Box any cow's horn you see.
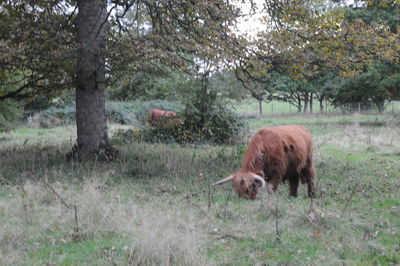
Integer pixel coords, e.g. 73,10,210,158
213,175,234,185
250,173,266,188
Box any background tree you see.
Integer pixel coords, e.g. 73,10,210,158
80,0,244,158
310,71,339,113
268,72,305,113
332,63,400,112
237,0,399,112
108,62,191,101
236,0,343,113
0,0,75,101
73,0,112,159
1,0,245,159
235,67,272,117
207,70,248,102
0,99,22,133
333,0,400,111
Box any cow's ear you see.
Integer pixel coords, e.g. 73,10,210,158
283,144,289,153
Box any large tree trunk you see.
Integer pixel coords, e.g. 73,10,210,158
309,93,313,113
70,0,116,160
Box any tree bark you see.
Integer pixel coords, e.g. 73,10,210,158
297,96,302,112
303,91,309,113
309,93,313,113
374,98,385,113
319,98,324,113
257,98,263,117
70,0,116,160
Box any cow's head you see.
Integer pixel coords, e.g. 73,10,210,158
165,111,176,116
214,172,267,200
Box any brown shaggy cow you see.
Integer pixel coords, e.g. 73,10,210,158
214,125,316,199
148,109,177,126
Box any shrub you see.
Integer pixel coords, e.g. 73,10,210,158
28,105,75,128
179,104,245,144
26,100,184,128
131,100,184,125
0,99,23,133
23,95,53,113
105,101,138,125
108,62,191,102
113,105,245,144
113,125,180,144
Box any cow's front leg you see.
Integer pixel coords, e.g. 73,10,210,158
266,177,279,195
288,174,300,197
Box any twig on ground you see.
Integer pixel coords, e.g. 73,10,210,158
340,185,356,218
207,178,214,209
339,160,350,176
190,150,196,166
214,233,241,241
223,191,231,219
42,179,83,240
186,198,213,221
0,175,12,185
19,184,30,226
274,193,280,241
10,229,26,248
74,205,79,232
42,179,71,209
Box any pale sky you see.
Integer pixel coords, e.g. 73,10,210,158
235,1,265,38
235,0,358,39
237,16,265,38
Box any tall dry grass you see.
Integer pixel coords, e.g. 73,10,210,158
0,120,399,265
0,177,213,265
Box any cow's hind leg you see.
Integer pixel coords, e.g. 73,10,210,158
302,159,316,198
288,174,300,197
308,165,316,198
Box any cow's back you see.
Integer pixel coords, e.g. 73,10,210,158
148,109,177,126
241,125,313,176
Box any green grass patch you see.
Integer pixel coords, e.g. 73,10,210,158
372,198,400,209
232,98,400,116
1,112,399,265
29,236,130,265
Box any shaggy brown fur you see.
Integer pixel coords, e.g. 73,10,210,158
226,125,316,199
148,109,177,126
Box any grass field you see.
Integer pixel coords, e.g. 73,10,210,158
234,99,400,117
0,112,399,265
